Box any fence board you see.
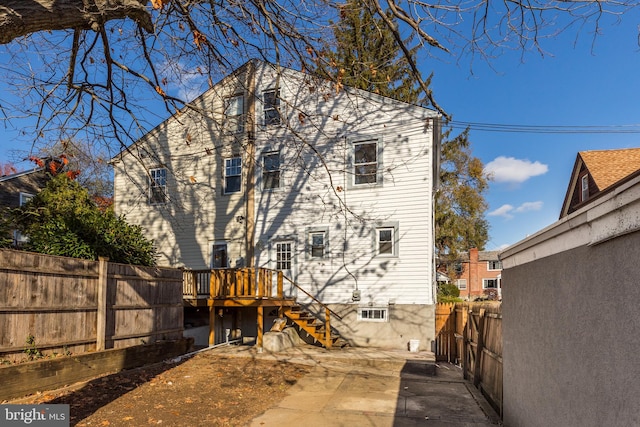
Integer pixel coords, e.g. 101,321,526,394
435,301,503,418
0,249,184,362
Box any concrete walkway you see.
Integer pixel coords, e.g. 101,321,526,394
208,345,502,426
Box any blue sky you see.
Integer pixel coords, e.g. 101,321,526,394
2,7,640,251
427,9,640,250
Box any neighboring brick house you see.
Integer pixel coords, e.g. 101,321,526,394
0,167,49,246
560,147,640,218
452,248,502,300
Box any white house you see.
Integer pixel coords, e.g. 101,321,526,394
111,60,441,349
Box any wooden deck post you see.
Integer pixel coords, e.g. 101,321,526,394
209,306,216,346
257,306,264,351
324,307,332,349
96,257,109,351
277,271,283,298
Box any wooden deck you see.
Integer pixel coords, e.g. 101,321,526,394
182,267,342,349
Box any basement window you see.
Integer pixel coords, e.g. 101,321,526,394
357,307,388,322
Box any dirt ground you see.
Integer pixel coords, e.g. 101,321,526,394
10,350,311,426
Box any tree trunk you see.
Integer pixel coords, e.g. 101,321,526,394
0,0,153,44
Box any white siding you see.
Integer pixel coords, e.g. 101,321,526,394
113,60,438,305
113,70,252,268
251,62,437,305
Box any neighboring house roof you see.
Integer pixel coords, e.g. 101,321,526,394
0,167,48,209
560,147,640,218
457,249,500,262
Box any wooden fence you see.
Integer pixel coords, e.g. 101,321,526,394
435,302,503,418
0,249,184,362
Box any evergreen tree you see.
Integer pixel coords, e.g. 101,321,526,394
436,128,489,273
324,1,490,272
321,0,423,103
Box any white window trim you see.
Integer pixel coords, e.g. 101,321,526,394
19,192,34,206
482,278,499,289
261,150,282,191
373,222,399,258
487,261,502,271
210,241,229,269
305,226,329,260
456,279,467,290
347,137,384,189
581,174,589,202
149,168,168,205
357,307,389,323
223,157,242,195
224,94,245,134
263,89,281,126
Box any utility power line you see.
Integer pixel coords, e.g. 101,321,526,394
446,120,640,134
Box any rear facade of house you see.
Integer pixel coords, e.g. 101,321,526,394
112,60,441,348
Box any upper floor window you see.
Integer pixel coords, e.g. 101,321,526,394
224,157,242,194
581,174,589,202
225,95,244,133
487,260,502,271
263,89,280,126
149,168,167,204
262,151,281,190
353,139,379,185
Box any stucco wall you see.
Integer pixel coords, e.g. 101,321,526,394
502,232,640,426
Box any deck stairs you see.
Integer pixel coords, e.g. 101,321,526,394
283,305,348,349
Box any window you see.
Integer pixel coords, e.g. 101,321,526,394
454,262,464,274
149,168,167,204
483,278,499,289
456,279,467,290
310,232,325,258
225,95,244,133
358,307,388,322
211,243,228,268
14,193,34,246
377,227,394,255
353,140,378,185
487,260,502,271
275,242,292,270
581,174,589,202
262,151,281,190
263,89,280,125
224,157,242,194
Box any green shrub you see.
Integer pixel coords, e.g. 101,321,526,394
12,173,157,266
437,282,462,303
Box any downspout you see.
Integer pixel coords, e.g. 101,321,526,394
245,60,257,267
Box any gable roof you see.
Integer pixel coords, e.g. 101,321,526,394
110,59,439,163
560,147,640,218
580,148,640,190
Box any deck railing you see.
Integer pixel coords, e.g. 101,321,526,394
183,267,285,299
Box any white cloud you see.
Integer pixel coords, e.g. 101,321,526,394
159,61,208,103
514,201,544,213
488,204,514,219
484,156,548,184
488,201,544,219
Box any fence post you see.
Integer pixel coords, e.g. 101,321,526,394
473,308,486,387
96,257,109,351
